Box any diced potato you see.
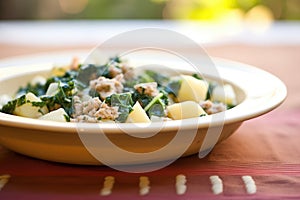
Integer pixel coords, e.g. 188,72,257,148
167,101,207,120
39,108,68,122
126,102,151,123
177,75,208,103
46,82,59,96
211,84,237,105
14,93,49,118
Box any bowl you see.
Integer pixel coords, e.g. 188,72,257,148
0,58,286,166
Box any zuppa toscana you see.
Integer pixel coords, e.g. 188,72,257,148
0,57,237,123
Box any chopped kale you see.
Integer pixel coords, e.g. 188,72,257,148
146,70,169,86
17,83,45,97
165,79,182,97
97,65,111,78
77,61,124,87
144,93,164,111
1,100,17,114
40,81,75,116
17,95,27,106
137,73,155,84
143,92,168,117
206,82,217,100
106,92,133,123
147,103,165,117
76,64,98,86
64,114,71,122
110,92,133,106
1,95,26,114
132,91,153,109
109,55,122,63
123,78,139,93
227,104,235,109
45,69,78,90
192,73,203,80
31,101,47,108
88,88,100,98
138,70,169,86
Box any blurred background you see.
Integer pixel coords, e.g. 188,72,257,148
0,0,299,21
0,0,299,67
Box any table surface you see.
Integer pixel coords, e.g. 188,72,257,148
0,21,299,199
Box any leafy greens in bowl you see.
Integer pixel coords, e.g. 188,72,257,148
0,56,286,165
0,56,237,124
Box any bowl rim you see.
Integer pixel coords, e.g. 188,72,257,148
0,57,287,134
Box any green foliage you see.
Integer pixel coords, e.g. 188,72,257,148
76,56,123,87
17,83,45,97
139,70,169,86
165,79,182,97
206,81,217,100
0,95,26,114
76,64,99,86
192,73,203,80
106,92,133,123
40,81,75,116
144,92,168,117
132,91,153,109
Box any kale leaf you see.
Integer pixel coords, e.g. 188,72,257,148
17,83,45,97
76,64,99,86
143,92,168,117
147,103,165,117
40,81,75,116
192,73,203,80
206,81,217,100
132,91,153,109
144,70,169,86
165,79,182,97
1,95,27,114
106,92,133,123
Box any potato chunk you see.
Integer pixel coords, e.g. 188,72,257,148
211,84,237,105
39,108,68,122
167,101,206,120
14,93,48,118
177,75,208,103
126,102,150,123
46,82,59,96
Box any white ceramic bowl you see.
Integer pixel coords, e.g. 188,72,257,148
0,58,286,165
